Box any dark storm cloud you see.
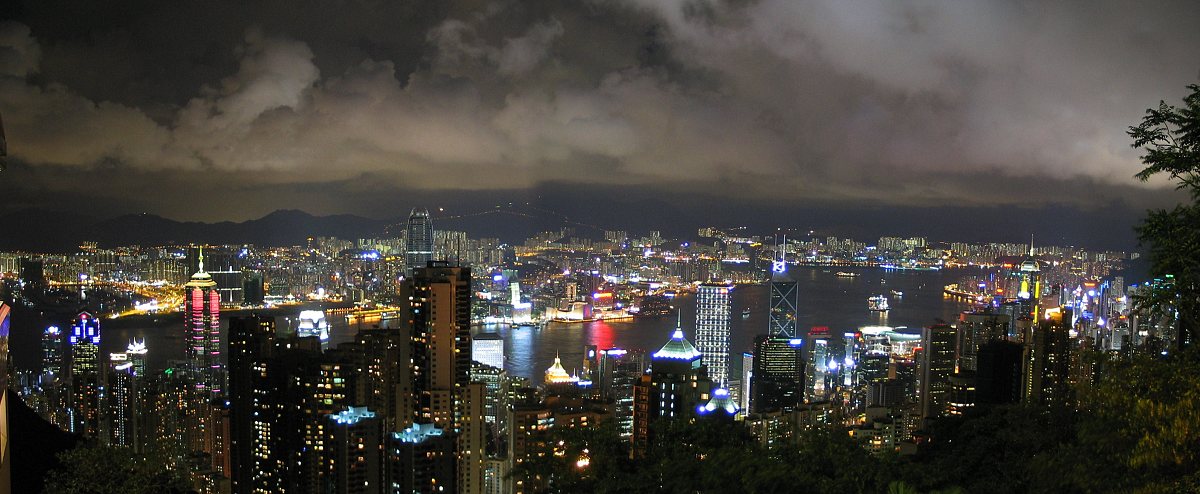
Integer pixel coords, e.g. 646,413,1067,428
0,0,1198,221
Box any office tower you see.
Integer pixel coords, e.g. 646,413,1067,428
768,261,798,338
42,325,64,378
975,340,1023,406
595,348,646,437
918,324,957,421
242,270,265,305
471,332,504,369
469,363,504,426
696,282,734,386
751,335,803,413
327,407,382,494
185,248,221,394
631,321,712,454
68,311,101,436
1017,239,1042,319
1022,309,1072,407
406,208,434,271
401,262,472,431
804,329,831,403
107,353,137,448
956,310,1011,372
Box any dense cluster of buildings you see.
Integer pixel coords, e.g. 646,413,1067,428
3,209,1161,493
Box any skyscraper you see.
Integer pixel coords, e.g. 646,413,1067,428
768,252,798,339
326,407,383,494
107,353,138,448
227,315,275,494
471,332,504,370
1022,309,1072,407
751,335,803,413
696,282,734,386
919,324,957,421
632,319,712,454
401,261,472,431
1017,237,1042,320
68,311,101,436
595,348,646,438
185,247,221,394
405,208,434,271
42,325,64,378
804,328,832,403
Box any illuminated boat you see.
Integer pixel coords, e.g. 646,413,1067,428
868,295,890,311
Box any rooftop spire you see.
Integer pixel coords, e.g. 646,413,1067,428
1029,234,1035,257
198,245,205,273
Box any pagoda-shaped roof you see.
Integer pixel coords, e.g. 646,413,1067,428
697,388,739,416
653,313,702,360
185,246,217,288
545,354,578,384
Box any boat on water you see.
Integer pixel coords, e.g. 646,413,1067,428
890,290,904,297
868,295,890,311
742,308,751,319
835,271,860,278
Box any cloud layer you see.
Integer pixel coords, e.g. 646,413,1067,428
0,1,1198,220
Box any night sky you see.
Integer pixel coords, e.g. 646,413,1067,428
1,1,1198,247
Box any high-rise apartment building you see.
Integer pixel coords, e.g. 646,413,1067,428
401,262,472,431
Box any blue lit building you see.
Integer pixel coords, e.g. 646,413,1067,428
327,407,382,494
632,317,713,454
389,423,455,494
68,311,101,436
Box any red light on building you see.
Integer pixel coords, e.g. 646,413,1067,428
810,326,831,335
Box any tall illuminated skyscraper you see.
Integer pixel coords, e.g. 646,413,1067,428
632,317,711,454
69,311,101,436
1017,237,1042,319
768,246,798,339
401,261,472,430
472,332,505,369
696,282,734,386
919,324,958,421
42,325,64,378
185,247,221,394
405,208,434,271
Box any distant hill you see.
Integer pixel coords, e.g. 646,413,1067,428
0,209,392,251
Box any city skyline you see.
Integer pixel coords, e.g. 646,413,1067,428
2,2,1200,493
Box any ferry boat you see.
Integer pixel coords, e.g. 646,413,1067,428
742,308,751,319
868,295,890,311
835,271,860,278
890,290,904,297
